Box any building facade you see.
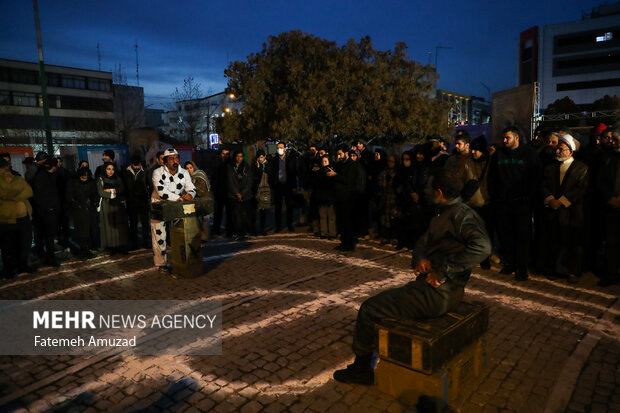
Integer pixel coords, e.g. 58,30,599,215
520,4,620,109
0,58,117,147
437,90,490,126
161,92,240,148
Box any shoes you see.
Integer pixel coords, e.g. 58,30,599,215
287,226,295,232
567,274,579,284
333,363,374,385
479,258,491,270
515,270,528,281
158,265,169,273
274,227,282,233
335,244,355,252
500,266,516,275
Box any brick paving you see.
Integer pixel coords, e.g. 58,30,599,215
0,232,618,412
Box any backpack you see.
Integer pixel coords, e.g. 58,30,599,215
256,171,272,209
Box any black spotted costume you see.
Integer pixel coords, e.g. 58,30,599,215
150,165,196,266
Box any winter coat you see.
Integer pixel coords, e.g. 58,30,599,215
0,173,32,224
66,176,98,239
227,162,254,201
97,174,128,248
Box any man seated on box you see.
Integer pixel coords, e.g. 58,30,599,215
151,148,196,272
334,167,491,385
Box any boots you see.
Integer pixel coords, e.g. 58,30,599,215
333,353,374,385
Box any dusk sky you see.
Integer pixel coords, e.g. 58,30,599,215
0,0,608,109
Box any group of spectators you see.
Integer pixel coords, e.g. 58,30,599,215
211,124,619,287
1,122,618,286
0,148,206,277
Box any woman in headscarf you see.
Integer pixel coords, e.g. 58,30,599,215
464,136,493,269
96,161,129,253
184,161,212,242
66,166,99,259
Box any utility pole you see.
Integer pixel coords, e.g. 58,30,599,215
97,43,101,71
135,41,139,86
32,0,53,155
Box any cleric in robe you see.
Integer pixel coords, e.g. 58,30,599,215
537,134,589,284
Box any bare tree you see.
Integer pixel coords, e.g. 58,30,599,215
169,76,204,145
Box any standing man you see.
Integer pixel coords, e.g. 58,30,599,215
227,150,254,240
212,148,231,236
327,146,364,251
538,134,588,284
333,168,491,384
269,142,297,232
488,126,541,281
150,149,196,272
30,157,62,267
123,155,150,250
445,133,471,188
597,129,620,286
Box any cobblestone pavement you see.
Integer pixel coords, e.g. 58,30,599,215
0,232,618,413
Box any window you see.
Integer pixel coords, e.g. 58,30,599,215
87,78,111,91
0,91,10,105
47,73,61,87
11,69,38,85
557,77,620,91
61,75,86,89
13,92,38,107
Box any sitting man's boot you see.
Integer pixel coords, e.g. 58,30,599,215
333,353,374,385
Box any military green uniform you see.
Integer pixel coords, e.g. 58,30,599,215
352,198,491,355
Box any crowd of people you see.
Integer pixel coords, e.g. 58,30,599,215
0,123,618,286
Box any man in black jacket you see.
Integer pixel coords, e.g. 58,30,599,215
488,126,542,281
212,148,231,236
333,168,491,385
30,157,62,267
269,142,298,232
123,155,150,250
227,150,254,240
327,146,365,251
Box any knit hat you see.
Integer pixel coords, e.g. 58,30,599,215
103,149,115,160
592,123,607,137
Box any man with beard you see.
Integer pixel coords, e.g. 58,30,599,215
150,148,196,272
488,126,541,281
333,168,491,385
538,134,588,284
539,132,560,167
